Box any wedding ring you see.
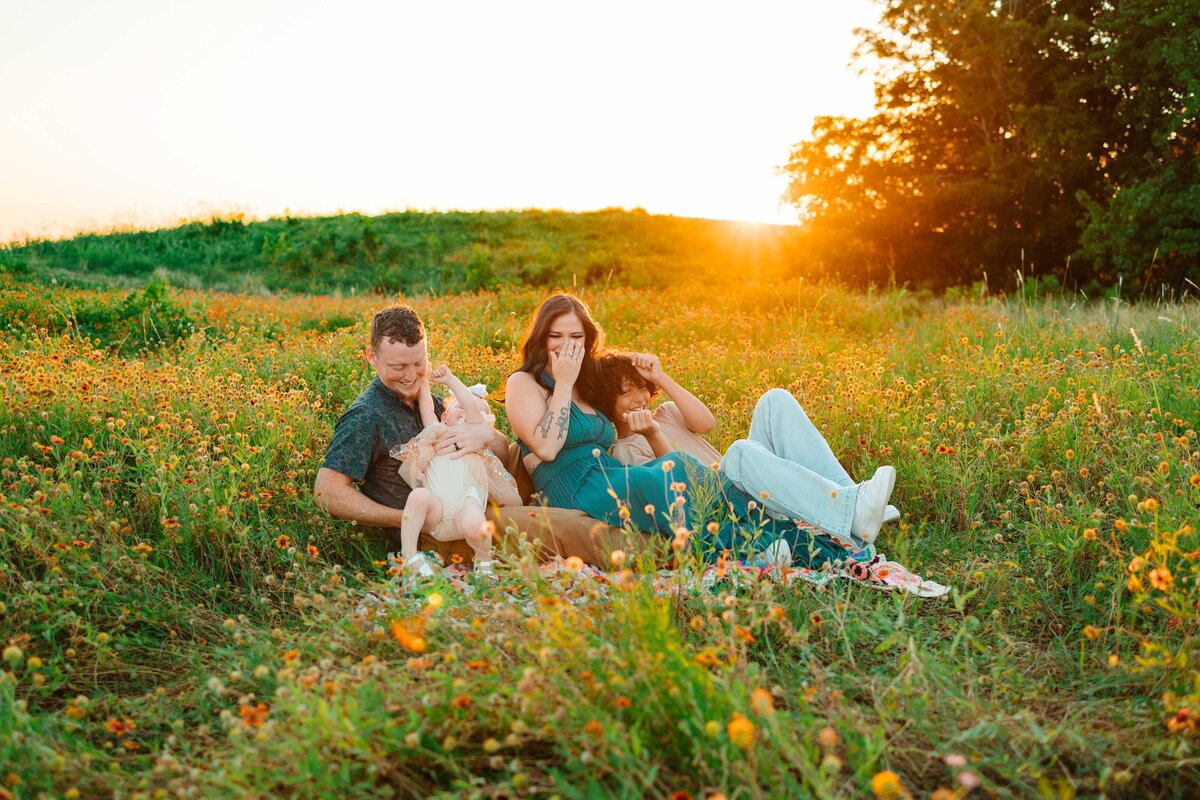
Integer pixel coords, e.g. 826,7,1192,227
453,442,461,451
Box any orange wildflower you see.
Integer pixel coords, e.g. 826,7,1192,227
727,713,754,749
104,718,135,736
452,695,472,708
1149,567,1173,591
750,687,775,716
870,770,905,798
390,618,428,653
239,702,269,728
274,535,291,549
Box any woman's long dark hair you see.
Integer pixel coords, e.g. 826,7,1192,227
515,293,606,408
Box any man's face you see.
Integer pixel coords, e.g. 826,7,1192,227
367,337,427,401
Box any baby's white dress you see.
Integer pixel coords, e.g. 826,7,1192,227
390,418,521,538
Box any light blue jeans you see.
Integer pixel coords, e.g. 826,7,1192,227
720,388,862,546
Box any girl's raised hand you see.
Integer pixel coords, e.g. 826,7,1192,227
549,339,584,386
632,352,667,382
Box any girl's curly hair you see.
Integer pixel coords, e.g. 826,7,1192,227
595,352,661,423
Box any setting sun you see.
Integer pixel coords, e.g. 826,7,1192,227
0,0,878,242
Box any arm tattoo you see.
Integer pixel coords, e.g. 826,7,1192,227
537,409,554,438
554,407,570,439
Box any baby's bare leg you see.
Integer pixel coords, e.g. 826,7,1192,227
399,488,443,559
456,499,491,569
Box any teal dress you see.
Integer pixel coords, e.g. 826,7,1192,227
517,376,844,567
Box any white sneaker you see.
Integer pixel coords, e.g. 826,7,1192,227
883,505,900,525
754,539,792,570
404,552,437,578
850,467,896,545
475,560,496,576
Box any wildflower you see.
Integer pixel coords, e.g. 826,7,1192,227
1082,528,1098,541
610,549,627,567
1149,567,1173,591
239,703,268,728
759,490,770,499
564,556,585,572
132,544,153,554
661,460,676,472
1082,625,1101,641
1144,497,1160,512
282,649,300,663
810,612,822,627
1191,474,1200,488
1114,519,1128,532
452,695,472,708
275,535,291,549
2,646,22,665
426,592,444,610
584,720,604,737
750,687,775,716
958,772,981,790
727,713,754,749
1064,449,1074,460
615,696,632,708
817,726,840,749
305,544,319,559
390,619,427,653
1128,556,1146,572
1167,707,1196,734
1126,574,1144,593
943,753,966,768
104,718,136,736
734,626,755,644
668,792,693,800
870,770,904,798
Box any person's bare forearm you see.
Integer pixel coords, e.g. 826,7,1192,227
646,429,673,458
657,374,716,433
525,384,573,461
315,469,404,528
446,377,485,424
418,385,438,427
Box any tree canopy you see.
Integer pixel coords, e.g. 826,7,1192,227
783,0,1200,294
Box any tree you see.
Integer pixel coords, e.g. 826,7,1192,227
783,0,1199,293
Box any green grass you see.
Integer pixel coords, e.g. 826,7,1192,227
1,275,1199,798
0,209,805,296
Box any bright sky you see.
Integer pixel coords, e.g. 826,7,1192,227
0,0,879,243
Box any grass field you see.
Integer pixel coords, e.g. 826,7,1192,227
0,210,805,297
2,274,1199,799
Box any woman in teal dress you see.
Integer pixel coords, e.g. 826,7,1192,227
503,293,846,566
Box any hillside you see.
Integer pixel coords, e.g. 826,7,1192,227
0,208,805,295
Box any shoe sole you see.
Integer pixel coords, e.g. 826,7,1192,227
858,467,896,545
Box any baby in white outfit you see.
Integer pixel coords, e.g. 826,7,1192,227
389,366,519,576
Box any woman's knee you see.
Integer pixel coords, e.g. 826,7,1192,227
758,387,797,412
721,439,749,478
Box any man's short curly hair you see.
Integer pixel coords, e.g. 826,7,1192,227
370,305,425,349
596,352,661,423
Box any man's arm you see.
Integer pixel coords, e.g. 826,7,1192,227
314,467,405,528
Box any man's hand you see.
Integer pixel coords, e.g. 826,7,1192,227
623,408,660,436
430,419,495,459
631,353,668,383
